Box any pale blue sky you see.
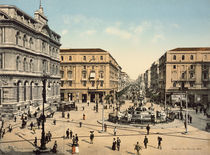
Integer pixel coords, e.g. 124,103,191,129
1,0,210,79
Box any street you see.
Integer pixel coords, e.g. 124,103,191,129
0,100,210,155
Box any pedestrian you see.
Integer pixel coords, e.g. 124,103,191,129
34,137,37,147
2,129,5,138
87,102,89,106
53,119,56,125
72,135,76,145
70,130,73,139
67,113,70,119
66,128,70,139
196,107,198,114
52,140,57,153
146,124,150,135
90,132,94,144
157,136,162,149
75,134,79,144
144,136,148,149
32,126,36,134
104,123,107,132
82,106,85,111
113,127,117,136
134,142,142,155
184,121,187,129
112,138,116,151
117,137,121,151
48,131,52,141
79,122,82,128
83,114,86,120
14,116,17,122
30,122,34,130
190,116,192,123
8,124,12,132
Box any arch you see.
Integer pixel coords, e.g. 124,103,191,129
30,81,34,100
29,37,33,48
17,80,22,102
23,34,27,47
23,81,28,101
23,57,27,71
29,59,33,72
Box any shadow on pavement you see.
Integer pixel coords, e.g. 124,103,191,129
105,145,112,150
81,139,90,144
126,151,135,155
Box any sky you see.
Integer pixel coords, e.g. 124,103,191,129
1,0,210,79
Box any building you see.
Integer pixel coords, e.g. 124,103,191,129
118,71,131,91
0,5,61,116
159,47,210,106
60,48,121,103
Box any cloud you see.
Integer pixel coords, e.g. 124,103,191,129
85,30,97,35
152,34,165,43
105,27,132,39
61,29,68,35
171,23,180,29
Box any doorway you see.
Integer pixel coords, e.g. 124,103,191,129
82,94,87,103
90,93,95,103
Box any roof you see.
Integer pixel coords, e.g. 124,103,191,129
170,47,210,51
60,48,107,53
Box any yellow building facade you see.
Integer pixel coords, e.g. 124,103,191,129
60,48,121,103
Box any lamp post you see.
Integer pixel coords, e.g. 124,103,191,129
40,77,47,150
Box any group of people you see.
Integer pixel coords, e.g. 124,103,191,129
66,128,73,139
112,137,121,151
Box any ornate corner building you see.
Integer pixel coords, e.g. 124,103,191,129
60,48,121,103
0,5,61,116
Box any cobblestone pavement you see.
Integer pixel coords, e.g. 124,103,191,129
0,100,210,155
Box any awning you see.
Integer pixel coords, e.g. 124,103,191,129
90,72,95,78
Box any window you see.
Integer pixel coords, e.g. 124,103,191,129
29,38,33,48
190,82,194,87
29,59,33,72
100,72,104,78
173,55,176,60
16,32,20,45
67,71,72,79
181,72,185,79
23,35,27,47
190,73,194,78
83,81,86,87
83,56,86,60
190,65,194,70
91,81,95,87
69,56,72,61
182,55,185,60
60,71,64,79
61,81,64,87
82,72,86,78
61,56,63,61
100,81,104,87
173,82,176,87
23,58,26,71
190,55,194,60
100,56,103,60
0,53,2,69
92,66,94,69
68,81,72,87
203,72,208,79
92,56,95,60
173,65,176,69
83,65,86,69
203,82,207,87
16,56,20,70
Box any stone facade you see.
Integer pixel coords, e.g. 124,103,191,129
0,5,61,116
60,48,121,103
159,48,210,106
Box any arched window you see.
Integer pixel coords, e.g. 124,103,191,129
16,31,20,45
29,37,33,49
23,34,27,47
24,81,27,101
173,55,176,60
17,81,21,102
29,59,33,72
182,55,185,60
23,58,26,71
55,65,58,75
190,55,194,60
16,56,20,70
30,82,33,100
